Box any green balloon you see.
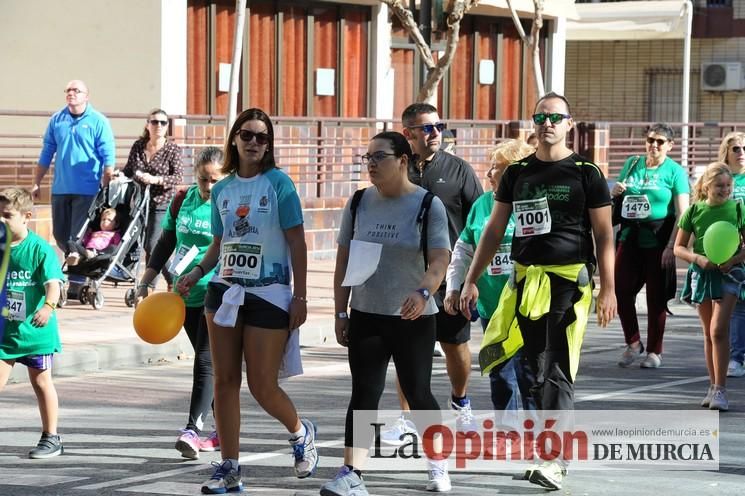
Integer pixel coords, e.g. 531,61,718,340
703,221,740,265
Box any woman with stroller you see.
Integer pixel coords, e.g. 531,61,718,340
123,108,183,288
176,108,316,494
135,146,225,459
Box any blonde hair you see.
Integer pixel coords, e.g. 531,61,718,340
0,187,34,213
100,207,119,227
488,139,535,173
692,162,732,202
718,131,745,166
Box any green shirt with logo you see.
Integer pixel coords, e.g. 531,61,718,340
732,173,745,203
460,191,516,319
162,185,215,307
0,231,63,359
618,155,689,248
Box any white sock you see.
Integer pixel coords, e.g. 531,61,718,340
290,423,306,443
224,458,239,470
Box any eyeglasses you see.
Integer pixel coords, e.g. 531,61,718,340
64,88,86,94
149,119,168,126
532,113,571,125
408,122,447,134
731,146,745,154
237,129,270,145
646,137,668,147
361,151,397,166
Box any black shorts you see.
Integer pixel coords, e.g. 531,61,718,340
435,288,471,344
204,282,290,329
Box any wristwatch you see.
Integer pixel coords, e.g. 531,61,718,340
336,312,349,319
415,288,431,300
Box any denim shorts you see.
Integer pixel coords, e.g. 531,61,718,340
204,282,290,329
16,354,53,370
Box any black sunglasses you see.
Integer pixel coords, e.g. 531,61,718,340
532,113,571,125
408,122,447,134
149,119,168,126
731,146,745,154
237,129,271,145
361,151,396,165
646,137,668,147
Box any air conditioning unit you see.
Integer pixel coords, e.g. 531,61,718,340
701,62,744,91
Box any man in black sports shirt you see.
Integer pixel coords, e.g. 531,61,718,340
461,92,617,490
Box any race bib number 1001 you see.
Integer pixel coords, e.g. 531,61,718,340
220,242,262,279
513,197,551,237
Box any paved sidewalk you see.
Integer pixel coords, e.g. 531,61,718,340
9,256,703,383
8,260,338,383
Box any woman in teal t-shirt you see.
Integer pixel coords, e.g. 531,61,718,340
719,131,745,379
135,147,225,459
611,123,690,369
443,138,534,414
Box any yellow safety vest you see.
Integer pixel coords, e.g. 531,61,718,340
478,262,593,381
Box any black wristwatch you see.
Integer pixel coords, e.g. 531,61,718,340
415,288,431,300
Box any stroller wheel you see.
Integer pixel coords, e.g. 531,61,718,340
92,291,105,310
79,286,91,305
124,288,136,307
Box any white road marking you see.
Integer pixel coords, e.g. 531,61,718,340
576,375,710,403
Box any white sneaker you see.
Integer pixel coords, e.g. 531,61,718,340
379,415,419,447
640,352,662,369
450,398,477,432
425,459,451,492
709,388,729,412
618,342,643,367
528,460,567,490
433,341,445,357
727,360,745,378
700,385,715,408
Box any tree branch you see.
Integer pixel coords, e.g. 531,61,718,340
506,0,528,44
380,0,435,69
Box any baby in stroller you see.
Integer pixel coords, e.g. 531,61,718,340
65,208,122,266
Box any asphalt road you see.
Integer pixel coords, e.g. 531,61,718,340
1,310,744,496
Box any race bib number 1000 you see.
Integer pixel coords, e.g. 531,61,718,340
220,242,262,279
513,197,551,237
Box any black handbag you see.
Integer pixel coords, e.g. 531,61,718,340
611,155,643,226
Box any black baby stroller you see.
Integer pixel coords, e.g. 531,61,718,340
60,179,150,309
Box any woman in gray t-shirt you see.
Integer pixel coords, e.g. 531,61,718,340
320,132,452,495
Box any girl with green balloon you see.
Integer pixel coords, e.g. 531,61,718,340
674,163,745,412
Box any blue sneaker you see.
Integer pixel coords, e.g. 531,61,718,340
320,465,369,496
201,460,243,494
290,418,318,478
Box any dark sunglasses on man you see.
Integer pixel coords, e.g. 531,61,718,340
532,113,571,126
646,137,668,147
408,122,447,134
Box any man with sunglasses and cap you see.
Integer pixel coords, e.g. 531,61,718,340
32,80,116,251
377,103,483,444
460,92,617,490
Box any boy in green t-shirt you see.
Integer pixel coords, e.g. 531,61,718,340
0,188,65,458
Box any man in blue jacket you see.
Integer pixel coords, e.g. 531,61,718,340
32,80,116,250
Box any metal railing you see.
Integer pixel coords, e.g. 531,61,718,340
2,110,743,203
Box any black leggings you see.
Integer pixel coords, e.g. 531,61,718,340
345,310,440,447
184,306,214,434
515,273,581,412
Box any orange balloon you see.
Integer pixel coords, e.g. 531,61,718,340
133,292,186,344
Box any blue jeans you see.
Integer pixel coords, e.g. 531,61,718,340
52,194,96,251
730,301,745,365
481,318,536,413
